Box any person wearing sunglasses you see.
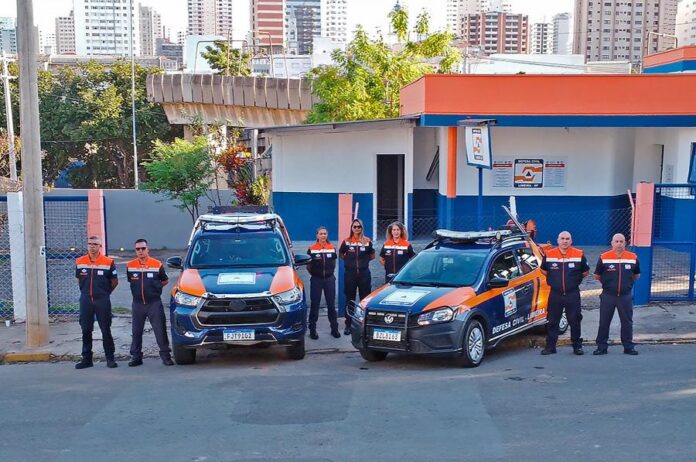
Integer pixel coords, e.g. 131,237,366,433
74,235,119,369
126,239,174,366
339,218,375,335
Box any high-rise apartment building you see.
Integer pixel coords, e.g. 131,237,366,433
40,30,56,54
187,0,234,37
251,0,285,49
573,0,678,63
446,0,511,37
321,0,348,44
140,5,162,56
55,12,76,54
463,12,528,54
676,0,696,46
286,0,321,55
74,0,140,56
0,17,17,55
552,12,571,54
531,22,552,54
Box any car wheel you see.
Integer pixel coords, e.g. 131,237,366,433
287,337,306,360
173,344,196,365
558,312,569,334
455,319,485,368
359,348,388,362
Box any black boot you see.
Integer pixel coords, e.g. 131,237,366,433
106,357,118,368
330,328,341,339
309,329,319,340
75,355,93,370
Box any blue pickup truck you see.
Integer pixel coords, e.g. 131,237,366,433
166,213,311,364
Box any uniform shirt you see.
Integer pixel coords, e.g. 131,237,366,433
307,242,337,279
380,239,416,276
339,237,375,273
126,257,168,304
75,254,118,300
540,246,589,294
594,250,640,296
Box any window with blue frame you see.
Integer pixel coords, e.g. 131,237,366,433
690,143,696,184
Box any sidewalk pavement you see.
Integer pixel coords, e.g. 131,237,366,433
2,301,696,364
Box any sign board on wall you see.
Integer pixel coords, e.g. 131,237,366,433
492,158,567,189
464,125,492,169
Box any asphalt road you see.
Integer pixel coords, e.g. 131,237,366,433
1,344,695,462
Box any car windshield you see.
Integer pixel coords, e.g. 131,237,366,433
393,249,487,287
189,233,289,268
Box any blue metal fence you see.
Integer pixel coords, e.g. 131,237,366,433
650,184,696,301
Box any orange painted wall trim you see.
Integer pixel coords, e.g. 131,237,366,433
633,183,655,247
87,189,107,255
447,127,457,199
399,74,696,117
643,46,696,68
338,194,353,242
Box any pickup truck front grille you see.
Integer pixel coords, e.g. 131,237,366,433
197,297,279,326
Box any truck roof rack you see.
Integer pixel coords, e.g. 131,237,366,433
433,229,512,243
188,213,285,246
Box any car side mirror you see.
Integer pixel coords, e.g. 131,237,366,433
488,277,509,288
294,254,312,266
166,256,183,269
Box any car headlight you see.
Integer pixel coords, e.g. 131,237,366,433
417,307,455,326
174,290,201,307
353,302,366,322
273,286,302,306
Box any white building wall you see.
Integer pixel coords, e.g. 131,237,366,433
74,0,140,56
413,128,439,190
677,0,696,46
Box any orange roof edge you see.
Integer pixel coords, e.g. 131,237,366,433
643,45,696,68
399,73,696,118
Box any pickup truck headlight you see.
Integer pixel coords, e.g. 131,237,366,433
353,302,366,322
417,307,455,326
174,290,201,307
273,287,302,306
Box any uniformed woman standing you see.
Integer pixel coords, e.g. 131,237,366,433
339,218,375,335
379,221,416,283
306,227,340,340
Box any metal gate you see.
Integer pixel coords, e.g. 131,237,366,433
651,184,696,301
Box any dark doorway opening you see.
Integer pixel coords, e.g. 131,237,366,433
376,154,405,238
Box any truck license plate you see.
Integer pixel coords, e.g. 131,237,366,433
373,328,401,342
223,329,255,341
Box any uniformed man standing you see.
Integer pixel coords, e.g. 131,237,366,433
126,239,174,366
593,233,640,356
540,231,589,355
74,235,119,369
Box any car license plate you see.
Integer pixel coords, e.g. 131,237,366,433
373,328,401,342
223,329,255,341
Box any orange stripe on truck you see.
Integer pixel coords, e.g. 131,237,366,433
270,266,296,295
177,269,206,297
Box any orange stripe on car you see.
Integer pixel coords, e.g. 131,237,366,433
177,269,206,297
423,287,477,312
270,266,295,295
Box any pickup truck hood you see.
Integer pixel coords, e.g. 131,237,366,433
362,283,477,315
176,266,296,296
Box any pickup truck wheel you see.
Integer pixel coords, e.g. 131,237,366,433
173,344,196,365
454,319,485,368
287,337,306,360
359,348,388,362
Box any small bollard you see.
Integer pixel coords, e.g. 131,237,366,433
5,320,10,327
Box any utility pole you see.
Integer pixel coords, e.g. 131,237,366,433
16,0,49,347
130,0,139,189
1,51,18,181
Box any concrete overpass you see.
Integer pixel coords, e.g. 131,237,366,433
146,74,317,127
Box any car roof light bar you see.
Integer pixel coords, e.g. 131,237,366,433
434,229,512,241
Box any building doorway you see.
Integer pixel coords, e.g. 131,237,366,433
376,154,405,239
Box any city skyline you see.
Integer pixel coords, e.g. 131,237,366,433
1,0,574,43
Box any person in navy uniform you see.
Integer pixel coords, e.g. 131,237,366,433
74,236,119,369
126,239,173,366
339,218,375,335
539,231,589,356
379,221,416,283
593,233,641,356
306,227,340,340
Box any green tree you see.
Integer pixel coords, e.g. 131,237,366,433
201,41,252,76
307,8,460,123
142,136,214,221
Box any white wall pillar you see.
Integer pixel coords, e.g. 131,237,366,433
7,191,26,323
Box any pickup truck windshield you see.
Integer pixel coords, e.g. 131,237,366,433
189,233,289,268
393,249,487,287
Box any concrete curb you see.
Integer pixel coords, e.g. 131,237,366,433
4,336,696,364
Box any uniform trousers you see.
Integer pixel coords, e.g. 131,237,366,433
596,292,634,350
130,299,171,360
344,270,371,328
309,275,337,331
79,295,115,360
546,290,583,349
